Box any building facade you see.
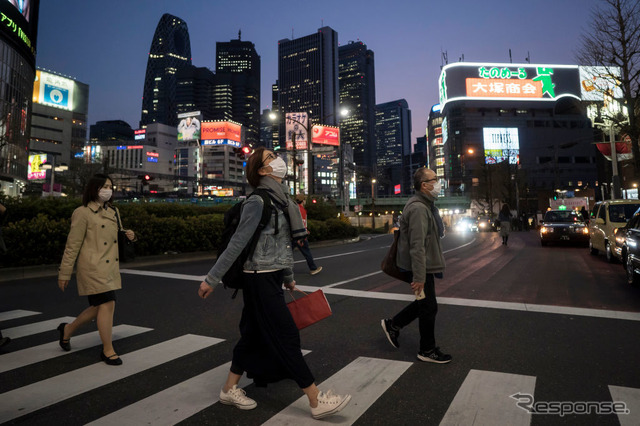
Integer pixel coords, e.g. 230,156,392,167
0,1,39,196
375,99,412,196
140,14,192,128
176,66,217,120
339,41,376,196
90,120,134,144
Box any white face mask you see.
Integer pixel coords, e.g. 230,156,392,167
269,156,287,179
429,181,441,198
98,188,112,203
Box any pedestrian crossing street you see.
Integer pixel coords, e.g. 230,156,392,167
1,309,638,425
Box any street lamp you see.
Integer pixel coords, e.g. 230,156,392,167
40,155,68,196
371,178,376,229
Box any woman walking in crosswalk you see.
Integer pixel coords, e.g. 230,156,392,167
57,174,136,366
198,148,351,420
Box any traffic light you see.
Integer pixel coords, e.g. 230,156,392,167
241,146,252,155
138,174,154,185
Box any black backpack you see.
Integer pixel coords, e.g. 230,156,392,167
219,189,272,297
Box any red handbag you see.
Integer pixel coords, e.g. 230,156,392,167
286,288,332,330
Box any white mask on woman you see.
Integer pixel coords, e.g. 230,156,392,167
98,188,112,203
269,157,287,179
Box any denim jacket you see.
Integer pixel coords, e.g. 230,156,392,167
205,195,294,288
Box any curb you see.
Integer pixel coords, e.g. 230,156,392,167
0,236,361,283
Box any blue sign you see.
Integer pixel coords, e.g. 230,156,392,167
43,84,69,109
201,139,241,147
147,157,158,163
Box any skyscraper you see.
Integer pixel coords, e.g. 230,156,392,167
140,14,192,128
176,65,217,119
375,99,412,195
215,35,260,145
339,41,376,195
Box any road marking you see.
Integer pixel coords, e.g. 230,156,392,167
2,317,76,339
0,334,223,423
0,310,40,322
119,266,640,322
119,269,206,280
440,369,536,426
0,324,152,374
263,356,412,425
87,350,311,426
609,385,640,426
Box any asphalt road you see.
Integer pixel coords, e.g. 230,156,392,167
1,230,640,425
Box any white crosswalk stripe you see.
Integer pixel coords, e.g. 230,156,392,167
0,324,152,373
440,369,536,425
0,334,224,423
0,309,40,322
87,350,311,426
263,357,412,425
2,316,75,339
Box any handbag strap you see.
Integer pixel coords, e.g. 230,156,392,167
113,207,124,231
287,287,308,301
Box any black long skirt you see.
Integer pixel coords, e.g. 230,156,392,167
230,270,315,388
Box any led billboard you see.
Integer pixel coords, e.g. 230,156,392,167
311,125,340,146
33,70,75,111
27,153,46,179
483,127,519,164
439,63,581,110
177,111,201,142
201,121,242,147
0,0,39,66
579,66,623,101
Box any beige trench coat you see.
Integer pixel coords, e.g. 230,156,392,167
58,201,122,296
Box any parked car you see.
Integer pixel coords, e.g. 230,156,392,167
539,209,589,246
618,207,640,286
588,199,640,262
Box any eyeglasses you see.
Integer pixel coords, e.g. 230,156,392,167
422,178,437,184
261,152,277,167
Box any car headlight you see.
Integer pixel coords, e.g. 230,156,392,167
541,226,550,234
582,227,589,235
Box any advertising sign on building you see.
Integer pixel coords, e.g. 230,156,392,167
177,111,201,142
483,127,519,164
311,125,340,146
0,0,39,65
286,112,308,150
33,70,75,111
201,121,242,147
27,153,46,180
439,63,581,110
579,66,623,101
134,129,146,141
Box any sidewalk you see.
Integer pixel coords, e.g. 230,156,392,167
0,236,361,283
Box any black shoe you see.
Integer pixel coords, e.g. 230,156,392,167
101,351,123,366
57,323,70,351
381,319,400,349
0,336,10,348
417,347,452,364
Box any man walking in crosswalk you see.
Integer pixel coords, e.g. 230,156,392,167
381,167,452,364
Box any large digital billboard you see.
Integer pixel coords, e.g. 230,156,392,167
27,153,46,179
0,0,39,66
439,63,581,110
483,127,519,164
177,111,201,142
311,125,340,146
201,121,242,147
33,70,75,111
579,66,623,101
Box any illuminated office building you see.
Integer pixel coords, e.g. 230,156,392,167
375,99,412,196
140,14,192,128
0,1,40,196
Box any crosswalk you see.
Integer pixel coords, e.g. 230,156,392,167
1,308,638,425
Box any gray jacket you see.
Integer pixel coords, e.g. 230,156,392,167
205,195,294,288
396,192,445,283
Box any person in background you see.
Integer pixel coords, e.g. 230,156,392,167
57,174,135,366
380,167,451,364
294,194,322,275
498,204,512,246
0,201,7,254
580,206,589,223
198,148,350,419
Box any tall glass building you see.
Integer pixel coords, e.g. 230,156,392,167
0,1,40,196
140,14,192,128
339,41,376,195
375,99,412,196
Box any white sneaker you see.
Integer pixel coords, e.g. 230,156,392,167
310,390,352,419
219,385,257,410
310,266,323,275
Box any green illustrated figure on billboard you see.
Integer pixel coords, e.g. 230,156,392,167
533,67,556,98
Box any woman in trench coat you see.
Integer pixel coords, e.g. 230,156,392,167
57,174,135,365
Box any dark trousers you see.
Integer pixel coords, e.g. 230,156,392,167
293,239,317,270
230,270,315,388
392,273,438,352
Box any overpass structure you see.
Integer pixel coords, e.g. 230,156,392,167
338,195,472,213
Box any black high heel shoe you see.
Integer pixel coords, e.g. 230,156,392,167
57,323,70,351
101,351,123,366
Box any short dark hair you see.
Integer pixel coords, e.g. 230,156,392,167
246,147,268,188
413,167,432,191
83,174,112,206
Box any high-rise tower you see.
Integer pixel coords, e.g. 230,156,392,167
215,34,260,145
140,14,192,128
375,99,412,195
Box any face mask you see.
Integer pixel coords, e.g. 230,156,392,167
98,188,112,203
429,181,441,198
269,157,287,179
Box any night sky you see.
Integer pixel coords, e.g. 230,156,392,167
36,0,603,146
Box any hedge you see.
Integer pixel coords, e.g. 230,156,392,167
0,197,358,268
